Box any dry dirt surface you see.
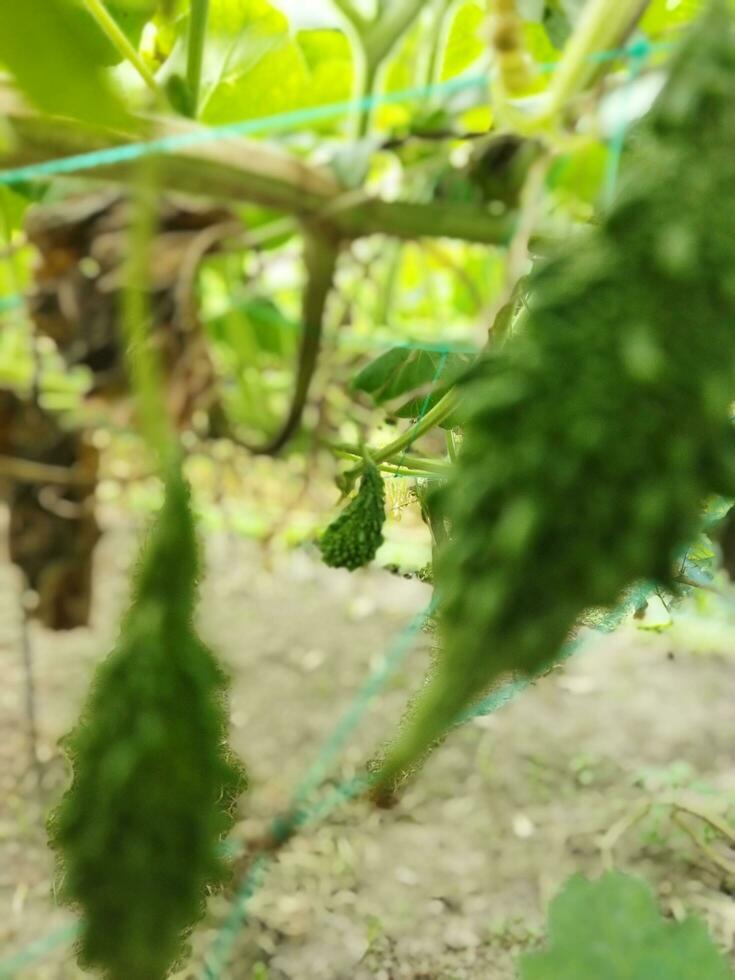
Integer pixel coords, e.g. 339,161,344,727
1,512,734,979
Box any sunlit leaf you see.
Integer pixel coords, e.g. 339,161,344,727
548,138,608,214
165,0,353,124
352,346,471,407
441,3,485,81
0,0,128,126
641,0,704,39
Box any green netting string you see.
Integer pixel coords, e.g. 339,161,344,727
0,924,79,980
0,42,670,189
201,602,435,979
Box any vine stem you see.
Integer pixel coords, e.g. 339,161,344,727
364,0,427,66
334,0,428,137
542,0,651,123
333,445,451,475
369,388,460,465
123,161,177,466
332,0,367,32
421,0,456,96
83,0,159,93
187,0,210,117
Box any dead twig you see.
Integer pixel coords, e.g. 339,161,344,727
0,453,97,487
672,812,735,879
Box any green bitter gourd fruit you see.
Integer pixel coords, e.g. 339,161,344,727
320,460,386,571
48,464,246,980
374,0,735,794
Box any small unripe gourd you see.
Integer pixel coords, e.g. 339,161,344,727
320,460,386,571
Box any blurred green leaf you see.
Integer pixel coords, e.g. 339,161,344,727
162,0,353,125
0,187,32,235
524,20,563,64
641,0,704,39
548,138,607,213
441,3,484,81
521,872,734,980
295,28,353,113
157,0,290,122
352,346,471,407
208,296,297,360
0,0,128,126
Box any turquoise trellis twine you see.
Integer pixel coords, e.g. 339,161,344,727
0,925,80,980
0,41,670,189
0,74,487,188
202,601,436,979
203,582,663,978
462,580,657,724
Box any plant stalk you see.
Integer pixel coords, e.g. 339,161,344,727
421,0,456,96
123,161,176,464
543,0,651,122
369,388,461,465
83,0,159,93
332,0,368,32
335,0,427,137
187,0,210,117
364,0,427,66
333,445,452,475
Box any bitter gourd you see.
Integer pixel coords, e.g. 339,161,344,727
48,464,246,980
320,460,386,571
374,0,735,793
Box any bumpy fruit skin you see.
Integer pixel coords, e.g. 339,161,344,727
375,1,735,791
48,465,246,980
320,461,386,571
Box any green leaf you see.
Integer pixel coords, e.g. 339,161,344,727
0,0,128,126
548,138,608,213
239,297,299,356
168,1,353,125
441,3,485,81
295,28,353,111
521,873,734,980
641,0,704,40
524,20,563,64
352,346,472,409
540,0,589,47
542,7,572,48
207,296,298,361
156,0,290,122
208,0,285,33
0,187,33,235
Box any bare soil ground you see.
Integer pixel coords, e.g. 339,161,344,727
1,511,734,979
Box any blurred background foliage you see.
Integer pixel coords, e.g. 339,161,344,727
0,0,719,589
